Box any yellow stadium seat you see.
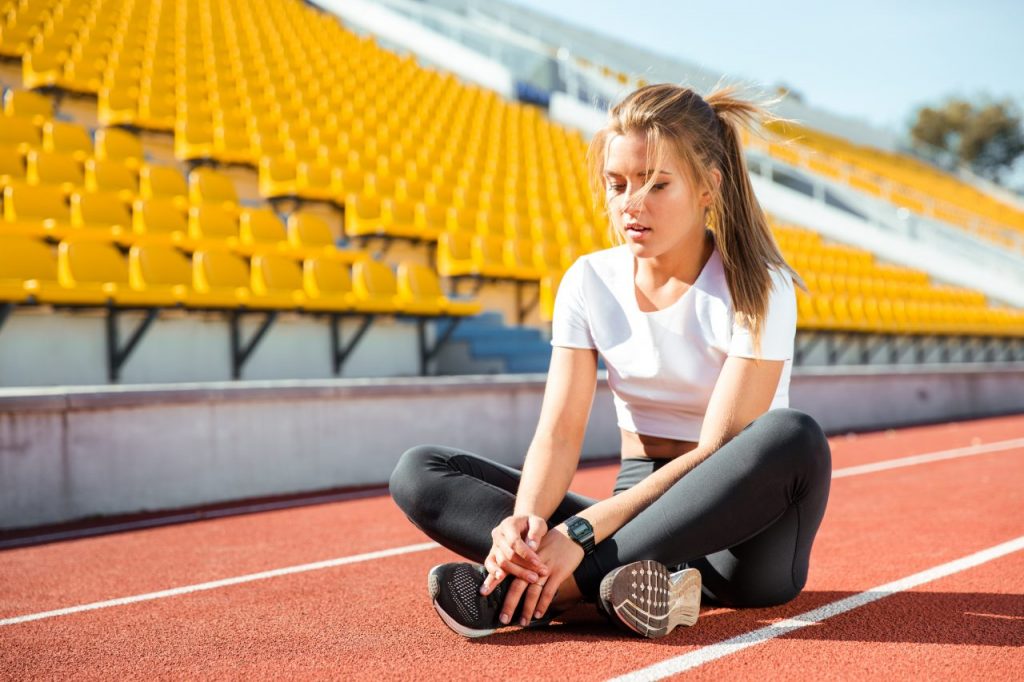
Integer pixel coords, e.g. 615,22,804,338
191,249,254,307
132,197,191,247
504,238,541,280
22,47,64,90
128,243,192,305
94,128,145,169
250,253,307,306
446,205,479,234
25,150,83,192
84,158,137,201
3,89,52,124
42,121,93,162
351,259,402,313
397,262,480,317
238,207,289,255
213,121,253,165
344,192,386,238
436,231,475,277
70,191,133,240
63,52,105,94
139,164,188,208
286,211,366,262
0,116,40,153
533,240,562,274
296,159,340,201
175,121,214,160
414,202,445,240
0,234,101,305
393,261,445,315
258,155,299,199
188,167,238,209
188,204,239,248
474,235,513,278
302,257,357,312
97,84,139,127
0,147,26,185
57,238,167,305
3,181,71,238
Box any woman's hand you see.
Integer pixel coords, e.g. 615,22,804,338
481,514,549,595
498,524,584,626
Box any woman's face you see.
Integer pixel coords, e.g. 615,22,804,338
603,131,709,260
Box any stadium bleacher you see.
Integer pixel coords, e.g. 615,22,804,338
756,122,1024,251
0,0,1022,386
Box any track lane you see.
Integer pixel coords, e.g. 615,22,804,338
674,548,1024,681
1,417,1021,680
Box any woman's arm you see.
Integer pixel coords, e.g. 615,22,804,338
514,346,600,518
571,355,785,543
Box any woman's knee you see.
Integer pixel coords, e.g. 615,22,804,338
755,409,831,474
389,444,448,517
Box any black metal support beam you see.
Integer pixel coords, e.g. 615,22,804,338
106,306,160,382
330,313,374,375
417,317,462,376
0,302,14,337
230,310,278,379
515,280,540,325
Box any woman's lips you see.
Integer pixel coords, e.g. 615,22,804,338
624,224,651,238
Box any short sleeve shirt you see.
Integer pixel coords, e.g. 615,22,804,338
550,244,796,441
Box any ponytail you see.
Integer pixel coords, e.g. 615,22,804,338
706,87,799,354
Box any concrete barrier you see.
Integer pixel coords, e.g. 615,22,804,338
3,364,1024,530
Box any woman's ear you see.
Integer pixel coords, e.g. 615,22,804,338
700,168,722,207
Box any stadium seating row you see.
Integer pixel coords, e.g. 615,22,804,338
0,234,480,317
761,122,1024,250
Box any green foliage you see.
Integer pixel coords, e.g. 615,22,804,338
910,97,1024,184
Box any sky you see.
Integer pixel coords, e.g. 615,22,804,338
502,0,1024,137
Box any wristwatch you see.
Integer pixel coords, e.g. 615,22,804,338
563,515,595,555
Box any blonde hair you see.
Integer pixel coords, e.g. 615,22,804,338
588,83,800,354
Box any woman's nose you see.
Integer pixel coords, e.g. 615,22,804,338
621,191,643,218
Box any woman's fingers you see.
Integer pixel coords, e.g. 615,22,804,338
533,575,562,619
500,578,529,625
498,525,544,568
481,552,538,595
518,580,546,626
508,536,547,572
496,555,539,583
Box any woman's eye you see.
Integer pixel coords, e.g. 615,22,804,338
606,184,625,193
651,183,668,192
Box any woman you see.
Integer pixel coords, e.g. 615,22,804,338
390,83,831,639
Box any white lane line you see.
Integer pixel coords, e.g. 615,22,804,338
607,534,1024,682
0,541,439,627
832,436,1024,479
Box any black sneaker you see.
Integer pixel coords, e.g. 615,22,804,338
427,562,551,638
598,560,701,638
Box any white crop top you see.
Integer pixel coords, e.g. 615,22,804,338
550,244,796,441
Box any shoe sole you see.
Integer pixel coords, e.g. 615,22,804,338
427,564,496,639
599,560,701,638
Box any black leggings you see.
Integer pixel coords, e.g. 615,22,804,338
389,409,831,607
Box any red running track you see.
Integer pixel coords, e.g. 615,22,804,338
1,414,1022,680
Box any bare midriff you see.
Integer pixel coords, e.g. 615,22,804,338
620,428,699,460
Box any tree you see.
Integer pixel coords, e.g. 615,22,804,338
910,97,1024,185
